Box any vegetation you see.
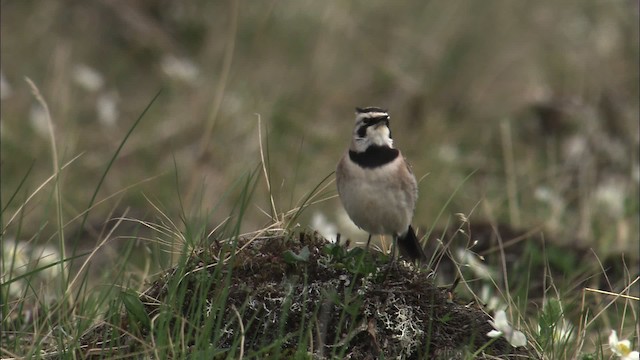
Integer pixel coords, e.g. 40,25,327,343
1,1,638,359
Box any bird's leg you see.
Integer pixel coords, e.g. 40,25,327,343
365,233,372,252
389,237,397,265
382,236,397,280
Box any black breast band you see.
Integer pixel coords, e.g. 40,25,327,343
349,146,399,168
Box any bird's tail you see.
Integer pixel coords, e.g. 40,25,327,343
397,225,427,263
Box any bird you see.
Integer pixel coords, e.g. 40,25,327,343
336,106,427,264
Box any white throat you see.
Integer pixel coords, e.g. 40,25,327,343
368,125,393,147
351,124,394,152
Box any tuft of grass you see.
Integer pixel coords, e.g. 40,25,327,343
1,88,162,358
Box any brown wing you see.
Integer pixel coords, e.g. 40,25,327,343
401,154,418,206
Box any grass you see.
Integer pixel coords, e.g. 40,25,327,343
2,87,637,358
1,1,638,358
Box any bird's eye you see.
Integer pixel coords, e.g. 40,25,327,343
357,126,367,138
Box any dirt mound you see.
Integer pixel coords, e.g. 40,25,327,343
79,230,535,359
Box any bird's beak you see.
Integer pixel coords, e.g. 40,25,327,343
373,116,389,127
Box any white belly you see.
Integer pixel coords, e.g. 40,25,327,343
337,159,416,236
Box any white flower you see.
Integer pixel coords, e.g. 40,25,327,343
534,186,564,209
437,143,460,163
487,310,527,347
33,245,65,280
610,330,639,360
537,320,575,343
72,64,104,92
553,320,574,343
96,91,119,127
2,240,30,297
29,103,49,138
456,248,494,280
161,54,199,83
593,178,626,218
311,212,338,243
2,239,30,272
479,285,504,312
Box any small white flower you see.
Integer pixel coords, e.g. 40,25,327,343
479,285,504,312
594,178,626,218
2,240,31,297
29,103,50,138
456,248,494,280
487,310,527,347
311,212,338,243
437,143,460,163
96,91,119,127
562,135,588,163
537,320,575,343
161,54,199,83
554,320,574,343
534,186,559,205
2,239,30,272
72,64,104,92
609,330,639,360
33,245,65,280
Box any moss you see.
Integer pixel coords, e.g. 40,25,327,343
80,230,536,359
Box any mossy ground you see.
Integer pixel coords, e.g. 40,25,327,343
77,230,534,359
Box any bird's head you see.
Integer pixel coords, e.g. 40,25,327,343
351,107,393,152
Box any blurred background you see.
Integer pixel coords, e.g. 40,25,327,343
1,1,638,263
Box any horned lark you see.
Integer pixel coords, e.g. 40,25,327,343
336,107,427,263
